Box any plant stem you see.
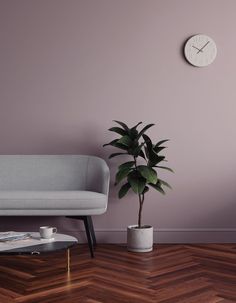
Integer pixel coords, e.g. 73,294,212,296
134,156,145,228
138,194,143,228
134,156,137,170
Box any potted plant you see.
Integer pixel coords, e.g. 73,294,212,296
103,121,173,252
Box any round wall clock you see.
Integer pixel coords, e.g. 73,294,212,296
184,34,217,67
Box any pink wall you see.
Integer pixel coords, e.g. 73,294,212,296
0,0,236,242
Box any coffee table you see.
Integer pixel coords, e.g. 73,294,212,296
0,232,78,272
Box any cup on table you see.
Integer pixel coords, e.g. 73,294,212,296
39,226,57,239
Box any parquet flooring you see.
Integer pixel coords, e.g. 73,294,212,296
0,244,235,302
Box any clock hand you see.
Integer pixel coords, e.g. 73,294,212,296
197,41,210,53
192,45,203,52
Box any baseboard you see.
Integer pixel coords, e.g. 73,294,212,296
66,228,236,243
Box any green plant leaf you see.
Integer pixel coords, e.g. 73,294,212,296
148,156,165,167
108,152,128,159
131,121,142,130
133,145,146,159
117,135,132,147
143,134,164,166
103,139,119,147
143,134,153,150
139,150,146,159
137,166,157,184
115,167,131,184
159,179,172,189
137,123,155,139
108,127,127,136
143,134,155,158
142,186,149,194
112,143,129,151
155,166,174,173
113,120,130,131
149,182,166,195
131,143,144,157
155,139,169,147
128,171,146,194
153,146,167,154
118,183,131,199
103,138,128,151
129,122,142,139
129,129,139,140
118,161,135,170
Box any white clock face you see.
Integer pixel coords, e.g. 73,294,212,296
184,34,217,67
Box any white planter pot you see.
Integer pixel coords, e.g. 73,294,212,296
127,225,153,252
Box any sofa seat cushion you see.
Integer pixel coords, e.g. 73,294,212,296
0,191,107,210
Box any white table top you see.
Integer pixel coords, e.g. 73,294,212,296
0,232,78,253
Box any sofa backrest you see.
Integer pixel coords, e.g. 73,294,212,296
0,155,109,193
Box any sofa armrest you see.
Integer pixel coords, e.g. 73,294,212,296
86,156,110,196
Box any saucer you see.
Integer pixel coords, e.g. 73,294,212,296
40,237,55,242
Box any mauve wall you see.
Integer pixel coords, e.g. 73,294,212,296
0,0,236,243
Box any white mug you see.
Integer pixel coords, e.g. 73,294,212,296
39,226,57,239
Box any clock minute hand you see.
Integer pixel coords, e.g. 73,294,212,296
197,41,210,53
192,45,203,52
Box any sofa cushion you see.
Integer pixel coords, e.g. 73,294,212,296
0,191,107,211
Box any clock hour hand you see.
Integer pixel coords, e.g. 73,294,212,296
197,41,210,53
192,45,203,52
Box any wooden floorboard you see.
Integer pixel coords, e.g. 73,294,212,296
0,244,235,302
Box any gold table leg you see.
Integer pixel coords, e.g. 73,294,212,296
67,248,70,272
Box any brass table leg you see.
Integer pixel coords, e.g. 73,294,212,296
67,248,70,272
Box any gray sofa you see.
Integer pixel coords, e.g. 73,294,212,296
0,155,110,257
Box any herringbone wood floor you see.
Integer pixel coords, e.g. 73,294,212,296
0,244,235,302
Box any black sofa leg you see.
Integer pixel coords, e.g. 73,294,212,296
87,216,96,248
83,216,94,258
66,215,96,258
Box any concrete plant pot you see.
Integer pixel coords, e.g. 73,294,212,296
127,225,153,252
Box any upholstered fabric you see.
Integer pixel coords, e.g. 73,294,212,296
0,155,110,216
0,190,107,209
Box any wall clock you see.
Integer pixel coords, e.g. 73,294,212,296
184,34,217,67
